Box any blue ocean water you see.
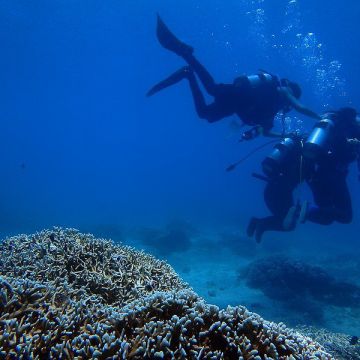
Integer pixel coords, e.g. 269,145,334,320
1,0,359,335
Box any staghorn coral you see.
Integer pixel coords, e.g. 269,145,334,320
0,228,188,307
0,277,332,359
244,256,360,308
296,326,360,360
0,276,130,358
117,291,332,359
0,228,333,359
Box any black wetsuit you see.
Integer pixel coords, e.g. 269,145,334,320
306,122,360,225
248,136,311,242
183,53,287,130
250,116,360,241
150,16,292,131
259,173,299,233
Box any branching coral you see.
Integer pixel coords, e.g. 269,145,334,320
244,256,360,308
0,228,188,307
0,228,333,359
117,291,332,359
296,326,360,360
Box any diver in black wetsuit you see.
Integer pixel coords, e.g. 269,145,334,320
301,107,360,225
247,135,311,243
248,108,360,243
247,174,298,243
147,15,321,138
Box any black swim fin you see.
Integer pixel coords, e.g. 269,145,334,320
156,14,193,56
146,66,192,97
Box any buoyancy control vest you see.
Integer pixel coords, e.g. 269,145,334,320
235,71,284,128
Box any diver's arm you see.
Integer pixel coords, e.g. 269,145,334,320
261,128,283,138
347,138,360,145
241,125,286,140
262,125,303,139
282,89,321,120
241,125,282,140
348,121,360,144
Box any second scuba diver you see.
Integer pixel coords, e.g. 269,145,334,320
300,107,360,226
247,134,312,243
247,107,360,243
147,15,321,139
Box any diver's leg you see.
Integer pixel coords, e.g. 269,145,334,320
332,175,352,224
306,206,335,225
252,216,285,243
306,175,335,225
147,66,227,122
264,180,294,219
249,179,295,243
183,54,218,96
187,70,230,122
265,178,299,232
247,217,258,237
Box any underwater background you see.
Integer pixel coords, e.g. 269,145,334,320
1,0,360,337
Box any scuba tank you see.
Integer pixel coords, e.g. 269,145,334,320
262,137,301,178
303,118,335,160
247,72,274,88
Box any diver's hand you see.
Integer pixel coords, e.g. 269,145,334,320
347,138,360,145
241,130,255,141
321,111,337,120
284,131,296,138
240,126,262,141
284,130,303,140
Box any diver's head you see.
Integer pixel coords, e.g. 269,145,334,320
332,107,358,135
281,78,302,99
336,107,357,123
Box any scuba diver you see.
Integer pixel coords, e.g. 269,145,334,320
248,107,360,243
147,15,321,138
247,134,312,243
297,107,360,226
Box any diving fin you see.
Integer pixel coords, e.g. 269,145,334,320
146,66,191,97
156,14,193,56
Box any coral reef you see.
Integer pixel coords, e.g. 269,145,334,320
0,228,187,307
296,326,360,360
244,256,360,309
319,253,360,286
0,228,333,358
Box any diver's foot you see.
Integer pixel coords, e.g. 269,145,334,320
254,222,265,244
156,14,194,57
246,217,258,237
247,217,264,243
146,66,192,97
299,200,309,224
283,204,299,231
